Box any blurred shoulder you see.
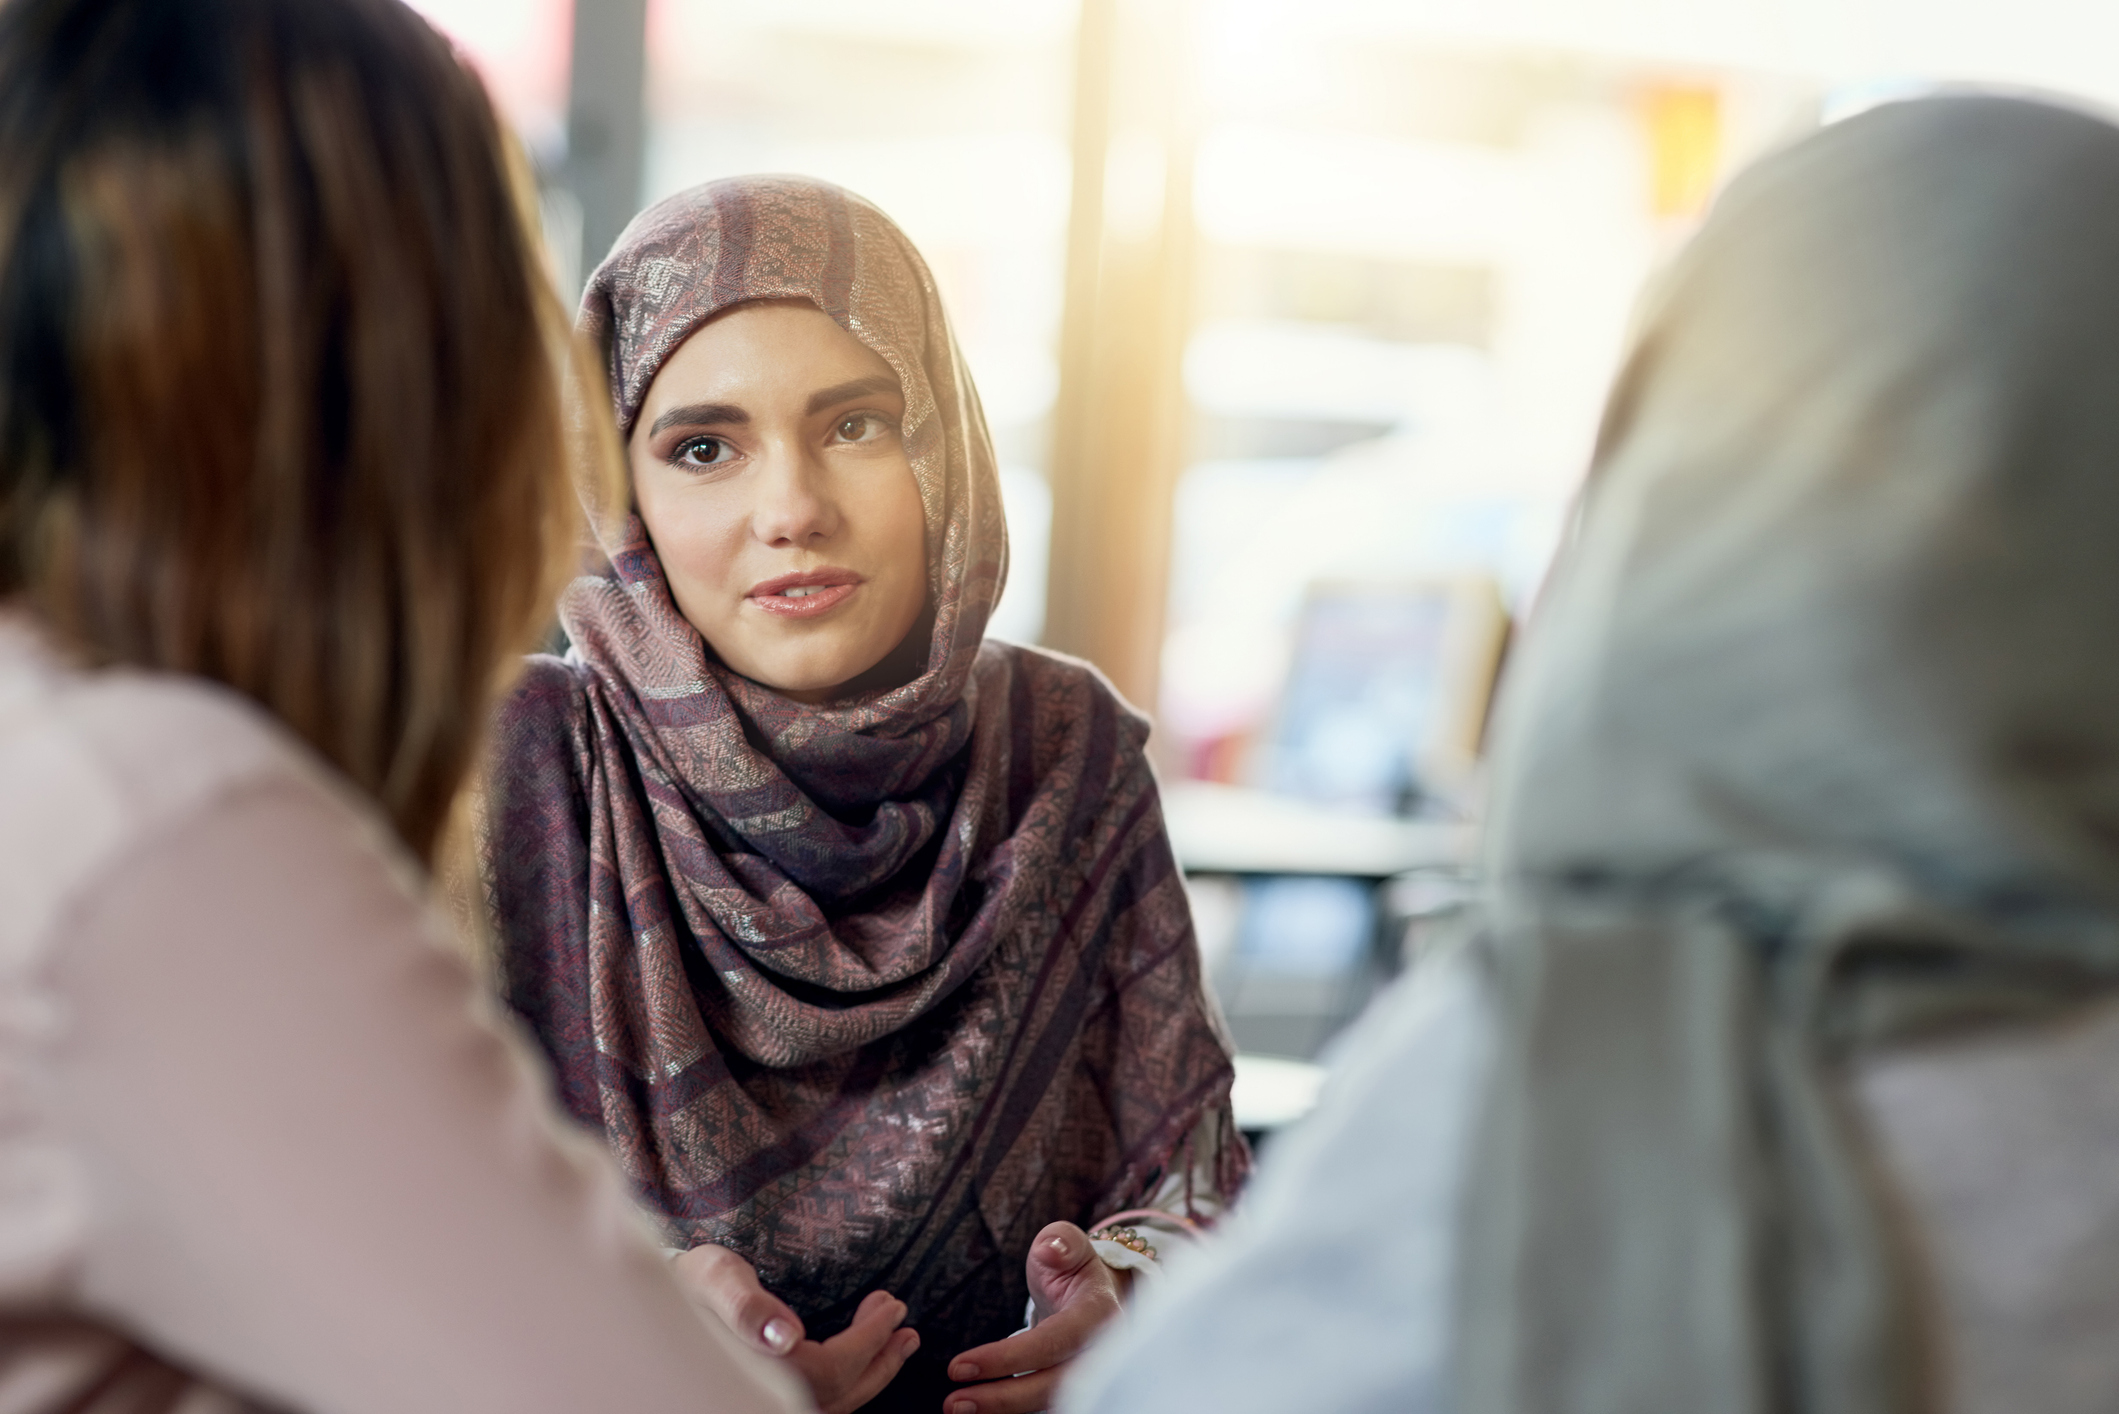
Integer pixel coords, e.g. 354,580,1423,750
1,613,333,821
0,613,390,945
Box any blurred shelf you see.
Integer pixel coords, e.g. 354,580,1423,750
1232,1053,1329,1132
1163,780,1474,880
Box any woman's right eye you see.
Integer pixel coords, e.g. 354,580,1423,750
672,436,735,468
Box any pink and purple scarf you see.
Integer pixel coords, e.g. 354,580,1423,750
483,176,1243,1394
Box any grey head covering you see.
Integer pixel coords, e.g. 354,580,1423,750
1457,95,2119,1414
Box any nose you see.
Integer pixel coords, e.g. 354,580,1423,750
751,444,840,548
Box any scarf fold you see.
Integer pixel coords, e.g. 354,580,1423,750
484,175,1242,1370
1457,96,2119,1414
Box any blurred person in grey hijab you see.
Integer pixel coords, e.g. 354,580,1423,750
1061,92,2119,1414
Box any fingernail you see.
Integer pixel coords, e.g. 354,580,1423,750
949,1401,977,1414
762,1318,797,1354
901,1329,921,1352
950,1359,978,1380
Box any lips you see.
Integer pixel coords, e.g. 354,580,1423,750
748,567,864,619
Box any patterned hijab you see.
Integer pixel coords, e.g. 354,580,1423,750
484,175,1242,1385
1457,97,2119,1414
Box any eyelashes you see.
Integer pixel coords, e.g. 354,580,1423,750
664,412,901,471
671,435,735,469
831,412,898,444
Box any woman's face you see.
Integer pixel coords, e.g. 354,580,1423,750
629,300,929,703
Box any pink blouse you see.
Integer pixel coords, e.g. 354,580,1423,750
0,613,811,1414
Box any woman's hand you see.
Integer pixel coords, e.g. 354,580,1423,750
943,1222,1124,1414
670,1243,919,1414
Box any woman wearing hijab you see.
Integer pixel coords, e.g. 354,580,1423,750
483,175,1245,1414
0,0,809,1409
1064,93,2119,1414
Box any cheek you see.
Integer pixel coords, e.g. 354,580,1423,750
633,475,747,602
874,466,931,602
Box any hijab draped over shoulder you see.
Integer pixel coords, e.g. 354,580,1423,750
484,176,1242,1361
1457,96,2119,1414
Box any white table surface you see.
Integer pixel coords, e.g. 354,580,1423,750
1161,780,1475,879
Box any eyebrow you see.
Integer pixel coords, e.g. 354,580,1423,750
646,376,901,437
648,402,747,436
805,375,900,415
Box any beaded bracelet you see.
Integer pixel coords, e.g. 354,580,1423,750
1091,1206,1203,1235
1087,1224,1158,1260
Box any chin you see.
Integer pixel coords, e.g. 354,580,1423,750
728,620,901,701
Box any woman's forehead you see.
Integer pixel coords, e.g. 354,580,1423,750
639,299,901,415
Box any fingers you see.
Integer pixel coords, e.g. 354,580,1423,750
669,1244,805,1355
825,1325,919,1414
1020,1223,1119,1324
955,1225,1121,1384
1026,1222,1099,1282
943,1363,1065,1414
829,1288,910,1365
946,1292,1104,1386
789,1290,915,1414
669,1258,923,1413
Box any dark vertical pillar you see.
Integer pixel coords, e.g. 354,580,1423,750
564,0,649,286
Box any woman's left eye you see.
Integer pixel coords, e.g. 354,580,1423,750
833,413,892,443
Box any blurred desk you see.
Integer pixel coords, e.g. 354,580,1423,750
1162,780,1474,879
1167,781,1478,1071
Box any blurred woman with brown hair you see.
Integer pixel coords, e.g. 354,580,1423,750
0,0,808,1409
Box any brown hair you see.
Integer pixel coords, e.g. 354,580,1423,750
0,0,584,864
